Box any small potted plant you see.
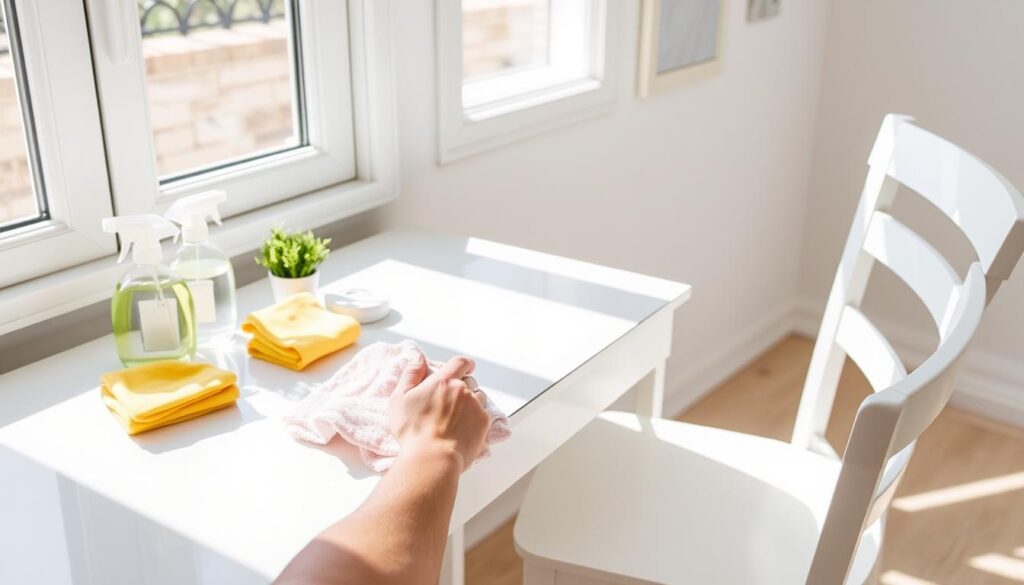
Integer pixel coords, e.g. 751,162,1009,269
256,227,331,302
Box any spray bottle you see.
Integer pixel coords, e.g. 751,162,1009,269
102,215,196,367
164,190,237,343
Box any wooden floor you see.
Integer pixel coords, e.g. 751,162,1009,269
466,335,1024,585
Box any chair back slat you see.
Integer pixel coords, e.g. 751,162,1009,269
881,117,1024,280
890,355,969,455
862,213,962,337
797,114,1024,585
834,305,907,393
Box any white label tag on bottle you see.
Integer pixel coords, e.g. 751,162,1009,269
189,279,216,324
138,298,180,352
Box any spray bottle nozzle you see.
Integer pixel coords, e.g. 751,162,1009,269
164,190,227,244
102,215,179,265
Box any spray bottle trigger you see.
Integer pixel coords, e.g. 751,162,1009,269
117,242,132,264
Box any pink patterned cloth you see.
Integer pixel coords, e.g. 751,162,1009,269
284,340,511,472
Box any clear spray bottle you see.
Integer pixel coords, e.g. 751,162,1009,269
102,215,196,367
164,190,237,344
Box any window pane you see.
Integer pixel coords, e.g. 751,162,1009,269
0,6,45,230
138,0,304,180
462,0,550,81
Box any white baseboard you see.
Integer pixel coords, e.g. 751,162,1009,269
664,300,799,417
949,352,1024,428
792,296,1024,429
790,297,824,339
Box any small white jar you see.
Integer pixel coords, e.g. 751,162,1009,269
325,289,391,323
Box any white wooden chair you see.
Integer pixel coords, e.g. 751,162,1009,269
514,114,1024,584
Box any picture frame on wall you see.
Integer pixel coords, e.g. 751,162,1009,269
637,0,726,97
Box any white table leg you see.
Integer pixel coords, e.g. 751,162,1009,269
439,526,465,585
634,362,666,418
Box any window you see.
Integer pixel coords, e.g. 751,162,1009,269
0,9,44,231
463,0,550,81
0,0,397,333
437,0,621,162
92,0,356,218
138,1,304,179
0,0,116,287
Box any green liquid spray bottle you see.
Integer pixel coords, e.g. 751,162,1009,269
102,214,197,367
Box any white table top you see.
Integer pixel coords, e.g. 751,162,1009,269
0,230,690,579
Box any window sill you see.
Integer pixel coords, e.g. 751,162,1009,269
439,87,616,164
0,177,396,336
463,75,603,122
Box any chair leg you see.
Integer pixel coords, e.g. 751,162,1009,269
439,528,464,585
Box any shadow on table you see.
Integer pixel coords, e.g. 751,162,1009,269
132,391,266,454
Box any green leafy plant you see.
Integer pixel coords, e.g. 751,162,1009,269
255,228,331,278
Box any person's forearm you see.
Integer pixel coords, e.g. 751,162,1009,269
275,443,463,585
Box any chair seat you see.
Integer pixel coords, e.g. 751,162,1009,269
514,411,881,584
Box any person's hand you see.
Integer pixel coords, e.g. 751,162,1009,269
389,354,491,472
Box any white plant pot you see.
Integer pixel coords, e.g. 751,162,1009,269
269,271,320,303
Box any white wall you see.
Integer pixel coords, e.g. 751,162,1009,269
382,0,832,412
799,0,1024,412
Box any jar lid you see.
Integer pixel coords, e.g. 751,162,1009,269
324,289,391,324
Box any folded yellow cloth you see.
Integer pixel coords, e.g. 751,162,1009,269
100,361,239,435
242,292,361,371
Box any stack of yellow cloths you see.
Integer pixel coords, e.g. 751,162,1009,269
242,292,361,371
100,361,239,435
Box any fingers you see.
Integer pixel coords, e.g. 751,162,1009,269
456,376,490,414
445,378,468,395
443,378,484,405
397,352,429,392
472,387,489,410
435,355,475,381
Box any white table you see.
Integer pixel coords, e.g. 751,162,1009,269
0,231,690,585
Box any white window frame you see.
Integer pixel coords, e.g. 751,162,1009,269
0,0,398,335
436,0,623,163
88,0,357,219
0,0,116,287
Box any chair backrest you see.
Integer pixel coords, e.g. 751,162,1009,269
791,114,1024,585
